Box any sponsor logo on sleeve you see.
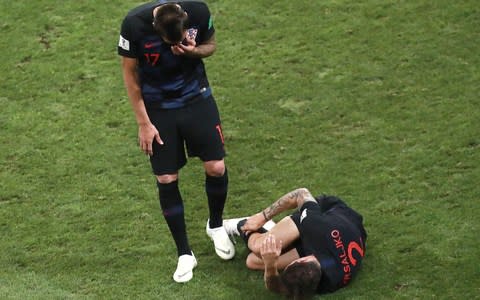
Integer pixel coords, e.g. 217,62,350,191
118,35,130,51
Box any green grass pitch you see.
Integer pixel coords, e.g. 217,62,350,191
0,0,478,299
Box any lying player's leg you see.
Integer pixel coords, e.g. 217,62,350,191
246,248,300,270
247,216,299,255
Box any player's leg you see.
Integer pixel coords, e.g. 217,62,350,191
247,216,300,255
156,173,190,256
204,159,227,229
203,159,234,260
183,96,228,230
148,107,194,282
156,173,198,283
246,248,300,270
181,95,234,260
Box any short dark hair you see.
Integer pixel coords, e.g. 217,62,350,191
153,4,189,44
280,261,322,300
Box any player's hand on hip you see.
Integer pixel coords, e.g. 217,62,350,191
260,234,282,268
138,123,163,156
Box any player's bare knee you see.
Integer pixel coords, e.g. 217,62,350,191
245,255,256,270
248,233,264,254
156,174,178,184
246,253,264,270
204,160,225,177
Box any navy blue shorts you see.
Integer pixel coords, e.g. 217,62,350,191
146,95,226,175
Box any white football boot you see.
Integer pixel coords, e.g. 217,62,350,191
173,252,197,283
206,220,235,260
222,217,247,237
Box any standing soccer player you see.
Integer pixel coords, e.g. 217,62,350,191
118,1,234,283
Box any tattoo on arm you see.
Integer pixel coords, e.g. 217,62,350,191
263,188,314,220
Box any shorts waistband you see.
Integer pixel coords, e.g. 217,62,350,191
145,87,212,109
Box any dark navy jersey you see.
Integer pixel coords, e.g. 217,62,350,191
290,195,367,294
118,1,215,108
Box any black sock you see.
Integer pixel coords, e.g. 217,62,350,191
237,219,249,244
157,180,191,256
205,169,228,228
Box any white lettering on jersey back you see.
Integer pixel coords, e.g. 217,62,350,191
300,209,307,223
119,35,130,51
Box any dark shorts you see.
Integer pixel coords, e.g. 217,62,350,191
145,95,226,175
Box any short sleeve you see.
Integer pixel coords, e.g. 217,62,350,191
290,201,321,228
194,2,215,43
118,16,137,58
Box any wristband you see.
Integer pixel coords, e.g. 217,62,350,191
262,210,269,221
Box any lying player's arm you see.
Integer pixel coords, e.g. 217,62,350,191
261,235,289,295
264,266,288,296
263,188,316,220
242,188,316,233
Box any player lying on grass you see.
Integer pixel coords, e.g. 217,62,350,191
223,188,367,299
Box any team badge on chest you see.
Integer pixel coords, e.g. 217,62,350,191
186,28,198,40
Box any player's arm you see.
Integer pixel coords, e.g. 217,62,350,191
179,2,216,58
175,33,216,58
122,57,147,124
190,33,216,58
121,57,162,155
264,188,316,219
261,234,289,296
264,268,287,296
242,188,316,233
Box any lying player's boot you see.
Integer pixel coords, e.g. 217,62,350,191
224,217,276,237
206,220,235,260
173,252,197,283
234,218,277,245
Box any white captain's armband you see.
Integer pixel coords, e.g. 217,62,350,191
118,35,130,51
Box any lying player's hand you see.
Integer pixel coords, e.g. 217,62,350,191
241,213,266,235
260,234,282,268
